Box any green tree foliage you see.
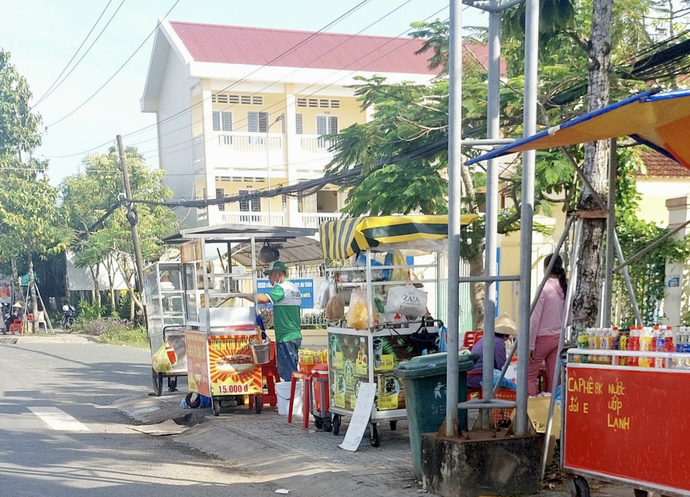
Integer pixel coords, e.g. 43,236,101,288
0,50,68,329
61,147,178,320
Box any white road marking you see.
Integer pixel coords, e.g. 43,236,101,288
28,407,90,432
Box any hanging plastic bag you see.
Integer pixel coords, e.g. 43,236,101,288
408,320,440,354
314,280,330,310
152,341,176,373
325,278,345,321
346,288,369,330
386,282,427,318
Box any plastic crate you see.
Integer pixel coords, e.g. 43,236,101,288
466,387,516,426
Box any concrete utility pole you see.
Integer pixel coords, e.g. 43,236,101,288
445,0,463,438
116,135,146,294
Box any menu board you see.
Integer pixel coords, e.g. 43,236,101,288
564,365,690,492
328,330,417,412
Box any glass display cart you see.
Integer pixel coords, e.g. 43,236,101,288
143,261,188,396
167,224,318,416
320,214,477,446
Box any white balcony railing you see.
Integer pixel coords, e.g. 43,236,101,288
297,212,343,229
218,211,285,226
207,132,284,174
218,132,282,152
299,136,335,154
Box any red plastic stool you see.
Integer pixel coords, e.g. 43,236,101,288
9,319,22,335
287,371,311,429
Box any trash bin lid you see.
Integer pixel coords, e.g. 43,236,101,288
394,352,478,379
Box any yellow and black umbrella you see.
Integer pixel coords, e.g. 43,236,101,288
320,214,478,260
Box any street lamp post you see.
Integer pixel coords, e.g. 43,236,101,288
266,114,284,226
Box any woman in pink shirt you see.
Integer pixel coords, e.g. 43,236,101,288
528,254,567,396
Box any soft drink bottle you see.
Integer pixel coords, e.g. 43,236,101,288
618,328,628,366
655,325,666,368
576,327,588,364
639,327,652,367
626,327,637,366
675,326,684,369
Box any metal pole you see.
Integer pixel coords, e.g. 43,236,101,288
613,232,644,325
116,135,146,295
540,219,582,478
515,0,540,437
602,139,616,327
480,0,501,430
445,0,463,438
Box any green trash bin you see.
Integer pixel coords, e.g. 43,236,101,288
394,352,478,480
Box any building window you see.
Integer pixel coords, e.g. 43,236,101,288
239,189,261,222
295,114,303,134
248,112,269,133
316,115,338,149
216,188,225,211
213,111,232,131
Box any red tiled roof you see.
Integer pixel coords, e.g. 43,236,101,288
640,151,690,178
169,21,443,74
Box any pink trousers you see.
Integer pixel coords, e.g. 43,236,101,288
528,334,560,397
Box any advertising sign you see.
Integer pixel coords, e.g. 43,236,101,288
564,365,690,492
257,278,314,309
185,331,210,397
207,334,262,396
328,331,416,412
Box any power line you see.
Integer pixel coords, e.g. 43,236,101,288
33,0,123,108
45,0,180,129
132,138,449,209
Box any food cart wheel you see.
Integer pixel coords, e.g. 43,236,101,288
369,423,381,447
151,369,163,397
212,398,221,416
185,392,201,409
167,377,178,392
314,416,324,430
568,476,590,497
323,416,332,432
389,421,397,431
254,395,262,414
332,414,341,435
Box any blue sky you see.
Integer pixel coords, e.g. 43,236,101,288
1,0,487,186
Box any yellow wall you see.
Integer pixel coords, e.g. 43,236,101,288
211,93,285,132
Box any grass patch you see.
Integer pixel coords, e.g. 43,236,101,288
80,319,149,349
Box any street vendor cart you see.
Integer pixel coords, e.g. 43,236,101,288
168,224,317,416
320,214,476,446
563,347,690,497
143,262,188,396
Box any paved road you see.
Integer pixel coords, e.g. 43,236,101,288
0,338,270,496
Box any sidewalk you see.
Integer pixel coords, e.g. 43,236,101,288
114,391,636,497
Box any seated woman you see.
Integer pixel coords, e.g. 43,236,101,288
467,313,517,389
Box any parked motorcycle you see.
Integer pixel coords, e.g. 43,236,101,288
61,304,76,332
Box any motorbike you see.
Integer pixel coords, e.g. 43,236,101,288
61,304,76,332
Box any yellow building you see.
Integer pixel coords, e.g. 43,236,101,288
141,20,439,228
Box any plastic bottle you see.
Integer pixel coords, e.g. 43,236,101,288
618,328,628,366
588,328,597,363
626,327,637,366
639,327,652,367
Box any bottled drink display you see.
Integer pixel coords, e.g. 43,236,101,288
571,325,690,369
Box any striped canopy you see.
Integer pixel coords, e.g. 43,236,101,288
320,214,478,260
466,88,690,168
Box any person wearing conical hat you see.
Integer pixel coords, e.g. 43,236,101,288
467,313,517,389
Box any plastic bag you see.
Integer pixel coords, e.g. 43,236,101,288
152,342,176,373
315,281,330,310
325,279,345,320
479,369,517,390
386,283,427,317
346,288,369,330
